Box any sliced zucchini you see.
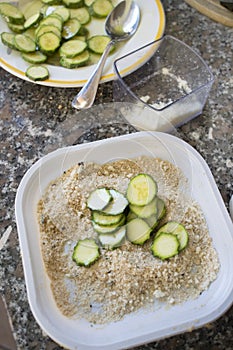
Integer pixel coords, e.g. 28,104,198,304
8,23,25,33
40,4,50,17
14,34,36,52
127,210,158,229
87,188,112,211
92,214,125,234
59,39,87,57
145,214,158,229
53,7,70,22
126,210,137,222
0,3,25,24
25,65,49,81
126,174,157,207
24,27,37,41
38,31,61,54
62,17,81,39
151,232,179,260
126,218,151,245
78,26,89,37
70,7,90,24
144,198,165,229
101,189,128,216
24,13,42,29
156,221,189,251
62,0,84,9
21,51,48,64
98,226,126,250
60,49,89,68
92,211,123,226
72,35,86,41
42,0,61,4
87,35,111,54
130,197,157,219
72,238,100,266
90,0,113,18
157,197,166,220
87,51,100,64
35,24,62,40
1,32,17,50
40,14,63,30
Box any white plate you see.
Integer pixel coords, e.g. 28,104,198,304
0,0,165,87
15,131,233,350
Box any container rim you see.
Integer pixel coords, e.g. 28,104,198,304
113,35,215,112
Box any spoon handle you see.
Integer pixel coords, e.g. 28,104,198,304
72,41,114,110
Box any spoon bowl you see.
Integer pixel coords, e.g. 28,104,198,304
72,0,140,110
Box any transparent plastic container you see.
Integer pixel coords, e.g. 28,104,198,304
113,35,214,132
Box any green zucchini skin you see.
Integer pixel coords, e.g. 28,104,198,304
0,2,25,24
155,221,189,251
126,173,158,207
25,65,49,81
72,238,100,266
151,232,180,260
126,218,152,245
89,0,113,18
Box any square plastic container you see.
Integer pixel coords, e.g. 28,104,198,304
15,131,233,350
113,35,214,132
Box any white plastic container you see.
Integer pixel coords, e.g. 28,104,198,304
15,132,233,350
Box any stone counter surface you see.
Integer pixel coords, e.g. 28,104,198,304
0,0,232,349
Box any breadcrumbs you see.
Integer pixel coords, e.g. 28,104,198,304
37,156,220,324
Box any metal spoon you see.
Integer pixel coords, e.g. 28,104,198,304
72,0,140,110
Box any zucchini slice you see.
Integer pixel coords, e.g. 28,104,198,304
8,22,25,33
90,0,113,18
126,218,151,245
1,32,17,50
53,7,70,22
126,174,157,206
70,7,91,24
92,211,123,226
92,214,125,234
126,210,137,222
145,214,158,229
101,189,128,216
24,27,37,41
87,188,112,211
60,49,89,68
151,232,179,260
130,197,157,218
42,0,61,4
60,39,87,57
0,2,25,24
14,34,36,52
98,226,126,250
25,65,49,81
21,51,48,64
24,13,42,29
156,221,189,251
62,17,81,39
40,14,63,30
62,0,84,9
38,31,61,54
35,24,62,40
157,197,166,220
87,35,111,54
72,238,100,266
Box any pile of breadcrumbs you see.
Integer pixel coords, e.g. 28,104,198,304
38,156,220,324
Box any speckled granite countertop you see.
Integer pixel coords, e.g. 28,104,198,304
0,0,233,349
